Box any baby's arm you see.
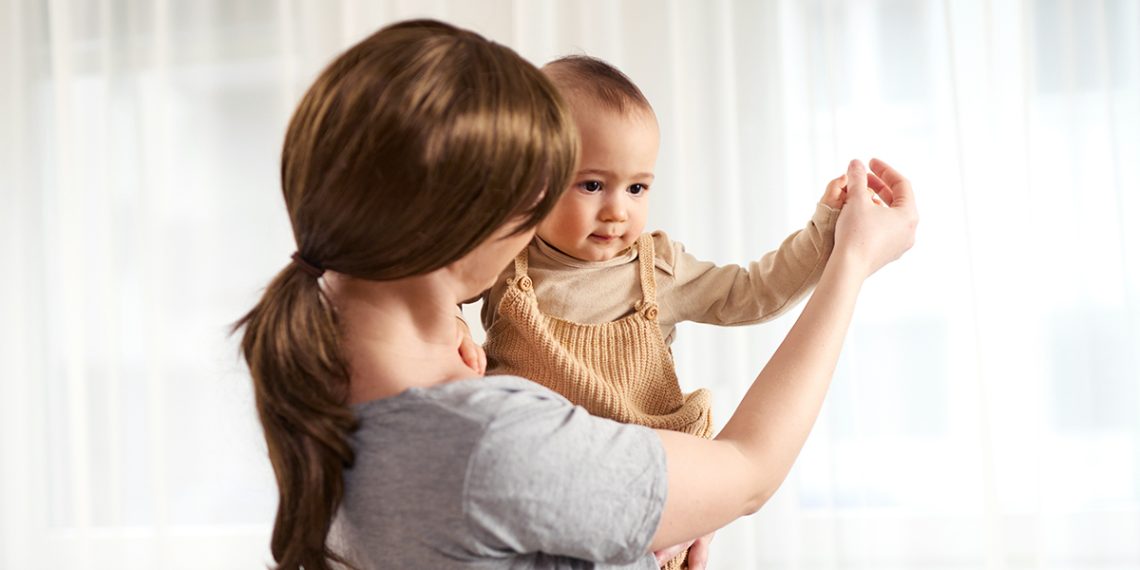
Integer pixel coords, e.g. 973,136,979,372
665,218,832,327
662,174,858,327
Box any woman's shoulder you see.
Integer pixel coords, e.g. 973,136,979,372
341,375,666,566
450,376,665,493
353,374,662,471
353,375,569,416
458,378,668,566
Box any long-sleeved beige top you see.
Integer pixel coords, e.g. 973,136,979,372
481,203,839,344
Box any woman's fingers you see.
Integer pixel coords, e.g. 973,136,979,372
654,531,716,567
868,157,904,186
846,159,869,196
455,319,486,375
655,545,687,565
869,158,918,227
653,540,694,566
833,157,919,277
686,532,714,570
824,163,895,209
867,171,894,205
869,157,914,208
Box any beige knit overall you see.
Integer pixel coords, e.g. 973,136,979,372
484,234,712,570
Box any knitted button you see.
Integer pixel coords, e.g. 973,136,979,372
517,276,533,291
641,302,659,321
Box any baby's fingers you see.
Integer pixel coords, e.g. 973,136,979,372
821,174,847,208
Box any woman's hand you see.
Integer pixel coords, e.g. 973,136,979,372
455,315,486,376
820,166,892,210
686,531,714,569
652,539,691,567
831,158,918,278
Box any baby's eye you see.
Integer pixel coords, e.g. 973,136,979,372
628,184,648,196
580,180,603,193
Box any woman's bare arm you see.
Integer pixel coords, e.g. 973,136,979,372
650,158,918,549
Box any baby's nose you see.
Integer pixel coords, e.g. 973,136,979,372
599,197,628,221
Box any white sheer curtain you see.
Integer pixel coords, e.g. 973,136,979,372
3,1,1138,568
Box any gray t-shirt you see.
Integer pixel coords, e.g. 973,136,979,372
328,375,667,569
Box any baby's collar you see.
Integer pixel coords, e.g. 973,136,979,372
532,235,638,269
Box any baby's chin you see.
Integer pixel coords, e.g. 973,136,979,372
540,232,635,262
574,238,636,261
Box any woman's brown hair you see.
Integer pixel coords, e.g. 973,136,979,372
234,19,578,570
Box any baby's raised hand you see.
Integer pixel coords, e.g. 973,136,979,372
820,174,848,209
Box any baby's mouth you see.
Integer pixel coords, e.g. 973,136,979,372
588,233,618,243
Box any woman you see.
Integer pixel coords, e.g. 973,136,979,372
236,19,917,570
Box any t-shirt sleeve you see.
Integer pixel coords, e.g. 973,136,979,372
461,387,667,565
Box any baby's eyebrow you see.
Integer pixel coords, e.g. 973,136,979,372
577,168,655,181
577,168,613,177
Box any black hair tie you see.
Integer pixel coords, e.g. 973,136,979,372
291,252,326,278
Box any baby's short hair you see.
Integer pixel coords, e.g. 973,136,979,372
543,55,655,118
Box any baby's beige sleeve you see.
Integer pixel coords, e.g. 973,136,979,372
666,203,839,326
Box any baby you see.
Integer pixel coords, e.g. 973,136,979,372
480,54,844,430
469,55,846,569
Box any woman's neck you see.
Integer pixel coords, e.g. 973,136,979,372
324,270,477,404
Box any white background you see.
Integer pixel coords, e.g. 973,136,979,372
2,0,1138,568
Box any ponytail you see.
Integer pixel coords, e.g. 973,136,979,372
234,262,357,570
235,17,580,568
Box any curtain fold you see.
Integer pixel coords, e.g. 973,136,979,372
3,1,1138,568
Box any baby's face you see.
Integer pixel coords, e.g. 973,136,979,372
538,104,659,262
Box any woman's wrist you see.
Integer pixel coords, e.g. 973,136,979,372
823,245,874,284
